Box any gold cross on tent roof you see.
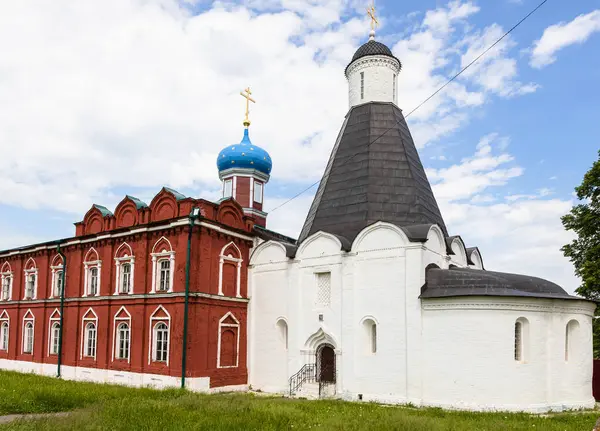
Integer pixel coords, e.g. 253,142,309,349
240,87,256,127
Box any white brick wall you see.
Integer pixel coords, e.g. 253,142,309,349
248,222,596,412
346,56,401,108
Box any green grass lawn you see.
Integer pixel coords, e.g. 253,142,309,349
0,371,598,430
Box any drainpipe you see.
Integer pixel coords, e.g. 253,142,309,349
56,244,67,378
181,207,200,389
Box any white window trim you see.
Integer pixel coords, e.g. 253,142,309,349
148,305,171,365
23,267,38,300
83,261,102,297
253,181,263,204
218,242,242,298
151,251,175,294
22,309,35,355
50,265,64,299
217,312,240,368
0,272,13,301
0,310,9,351
249,177,254,209
114,256,135,295
223,178,233,198
80,308,98,360
47,309,61,356
112,306,131,362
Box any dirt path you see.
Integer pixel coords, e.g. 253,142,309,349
0,412,70,425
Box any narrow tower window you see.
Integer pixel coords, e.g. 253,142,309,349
360,72,365,100
514,321,522,361
393,73,396,102
254,181,263,204
514,317,528,362
223,179,233,198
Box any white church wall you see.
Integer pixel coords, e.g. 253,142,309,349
350,252,407,399
248,242,292,393
346,56,400,108
421,297,596,412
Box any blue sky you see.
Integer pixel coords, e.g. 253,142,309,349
0,0,599,291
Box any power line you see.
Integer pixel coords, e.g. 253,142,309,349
268,0,549,214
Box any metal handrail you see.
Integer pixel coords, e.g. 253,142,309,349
289,363,316,396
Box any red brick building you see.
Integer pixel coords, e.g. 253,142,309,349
0,187,256,391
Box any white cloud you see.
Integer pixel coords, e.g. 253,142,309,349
428,135,578,292
426,134,523,201
530,10,600,68
0,0,535,217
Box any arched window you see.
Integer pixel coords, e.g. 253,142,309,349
116,322,130,360
1,271,13,301
218,242,242,298
23,322,34,354
153,322,169,362
84,322,97,358
151,238,175,294
0,321,8,351
514,317,529,362
218,312,240,368
276,319,288,350
83,248,101,297
114,243,135,295
50,322,60,355
362,318,377,354
565,320,580,362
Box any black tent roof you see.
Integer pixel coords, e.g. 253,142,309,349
298,102,448,244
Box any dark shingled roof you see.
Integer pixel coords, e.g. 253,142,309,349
346,40,401,74
298,102,448,244
421,267,583,301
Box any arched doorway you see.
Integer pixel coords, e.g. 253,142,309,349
317,344,336,383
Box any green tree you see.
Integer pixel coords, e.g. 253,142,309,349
561,150,600,357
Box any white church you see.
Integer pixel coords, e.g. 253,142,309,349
246,27,596,412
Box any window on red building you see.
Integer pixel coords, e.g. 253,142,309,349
0,320,8,351
50,322,60,355
218,313,239,368
116,322,130,360
23,321,34,354
120,263,132,294
84,322,97,358
158,260,170,292
153,322,169,362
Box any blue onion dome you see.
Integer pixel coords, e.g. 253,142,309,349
217,128,272,175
